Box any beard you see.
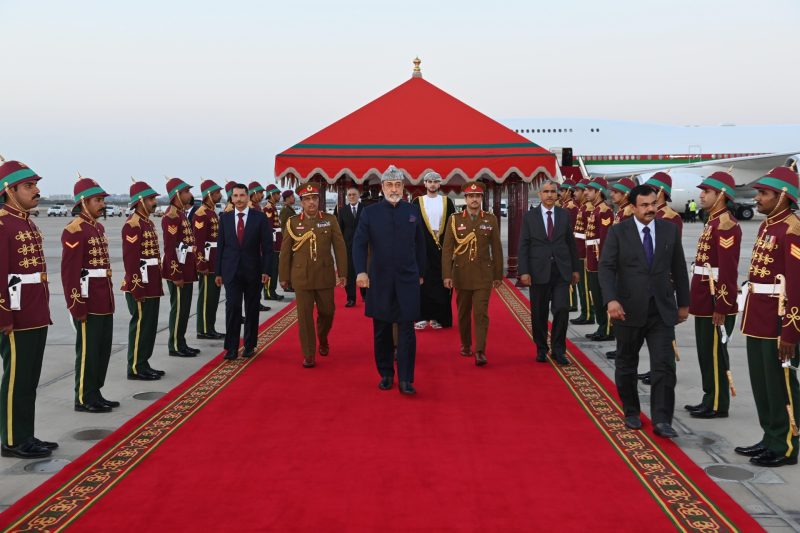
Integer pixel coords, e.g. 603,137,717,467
386,192,403,204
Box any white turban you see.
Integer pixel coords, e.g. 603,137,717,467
381,165,405,182
422,171,442,182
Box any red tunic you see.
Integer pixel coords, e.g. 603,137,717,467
122,212,163,300
585,201,614,272
60,214,114,318
193,203,220,275
161,205,198,283
0,205,51,330
740,210,800,343
688,209,741,317
614,202,633,225
573,201,590,260
264,200,282,251
656,203,683,237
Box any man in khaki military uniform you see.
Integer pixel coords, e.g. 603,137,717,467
443,182,503,366
279,183,347,368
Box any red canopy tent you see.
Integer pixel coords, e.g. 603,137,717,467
274,59,558,277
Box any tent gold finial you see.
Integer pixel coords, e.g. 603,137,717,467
412,57,422,78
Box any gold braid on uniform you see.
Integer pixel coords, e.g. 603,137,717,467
450,215,478,261
286,223,317,262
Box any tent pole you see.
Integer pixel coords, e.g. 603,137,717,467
506,174,527,279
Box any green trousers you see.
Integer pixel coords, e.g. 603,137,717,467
577,259,594,322
126,294,160,375
264,252,280,299
167,281,193,352
694,315,735,413
587,270,609,336
746,336,800,459
1,327,47,447
196,273,221,335
74,314,113,406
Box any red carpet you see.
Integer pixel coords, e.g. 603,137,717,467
1,280,761,532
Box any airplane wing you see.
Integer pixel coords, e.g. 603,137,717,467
588,150,800,186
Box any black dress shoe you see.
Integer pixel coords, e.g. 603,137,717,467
606,350,616,359
75,402,112,413
570,317,595,325
197,333,217,340
128,371,159,381
690,407,728,419
734,442,767,457
1,441,52,459
475,351,487,366
536,352,548,363
684,403,704,412
399,381,416,395
99,396,121,408
169,349,196,357
641,375,651,385
210,331,225,339
259,304,271,312
223,351,238,360
242,348,256,358
593,334,615,342
624,415,642,430
750,449,798,467
274,294,285,301
569,306,578,312
653,423,678,438
585,332,599,339
33,438,59,450
147,368,166,376
319,345,329,356
552,354,570,366
378,376,393,390
345,300,355,307
183,346,201,354
284,287,295,293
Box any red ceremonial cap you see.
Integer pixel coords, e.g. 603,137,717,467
752,166,799,208
296,182,320,197
698,172,736,202
130,180,159,205
462,182,486,194
560,179,576,190
588,177,609,196
248,181,264,195
166,177,192,201
644,172,673,200
0,159,41,194
73,175,108,203
575,178,590,190
610,176,637,195
200,179,222,198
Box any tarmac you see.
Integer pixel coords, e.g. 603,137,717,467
0,211,798,531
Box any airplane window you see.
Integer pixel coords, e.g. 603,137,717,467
590,128,595,132
597,128,600,132
558,129,562,132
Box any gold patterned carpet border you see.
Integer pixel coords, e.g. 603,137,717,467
495,280,742,533
3,308,298,533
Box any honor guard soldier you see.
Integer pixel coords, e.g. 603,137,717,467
248,181,264,210
644,172,683,236
686,171,741,419
194,179,224,340
223,181,236,213
442,182,503,366
61,176,117,413
0,159,57,459
736,167,800,467
122,180,164,380
279,183,347,368
570,178,595,325
279,190,297,293
560,179,579,311
263,184,284,301
584,177,614,341
610,177,637,225
162,177,200,358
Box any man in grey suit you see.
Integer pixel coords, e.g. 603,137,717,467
599,185,690,438
518,180,580,366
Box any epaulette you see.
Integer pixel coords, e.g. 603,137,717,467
64,217,84,234
165,206,179,218
623,204,634,217
598,202,611,213
0,209,7,218
661,206,680,219
195,205,207,217
126,214,141,229
786,213,800,236
717,211,737,231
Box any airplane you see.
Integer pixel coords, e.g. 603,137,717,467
502,118,800,218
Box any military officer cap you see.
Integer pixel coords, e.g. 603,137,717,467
462,182,486,195
610,176,637,195
0,158,42,197
130,180,159,205
74,175,109,203
644,171,673,201
381,165,405,182
575,178,590,190
422,171,442,182
698,171,736,202
265,183,281,196
248,181,264,195
281,189,294,200
559,179,576,190
588,176,609,197
752,166,799,208
296,182,320,197
200,179,222,198
166,177,192,201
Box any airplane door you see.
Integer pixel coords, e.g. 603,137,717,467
689,144,701,162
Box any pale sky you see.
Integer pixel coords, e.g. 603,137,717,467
1,0,798,195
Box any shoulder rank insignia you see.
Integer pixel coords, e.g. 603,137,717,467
719,236,735,249
167,225,178,235
195,220,205,229
65,218,84,234
791,243,800,261
126,234,139,244
65,241,80,249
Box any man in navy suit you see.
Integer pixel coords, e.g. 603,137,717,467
215,183,272,359
353,166,426,395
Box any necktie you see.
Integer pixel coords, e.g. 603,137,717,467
546,210,553,240
237,212,245,245
642,226,653,268
352,205,357,216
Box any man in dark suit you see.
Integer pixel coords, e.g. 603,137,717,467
337,187,365,307
353,165,426,395
215,183,272,360
518,179,580,366
599,185,690,438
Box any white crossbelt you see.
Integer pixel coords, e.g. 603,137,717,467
7,272,47,311
85,268,111,278
585,239,599,246
574,232,586,240
9,272,45,284
142,258,159,266
692,265,719,278
747,282,780,295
